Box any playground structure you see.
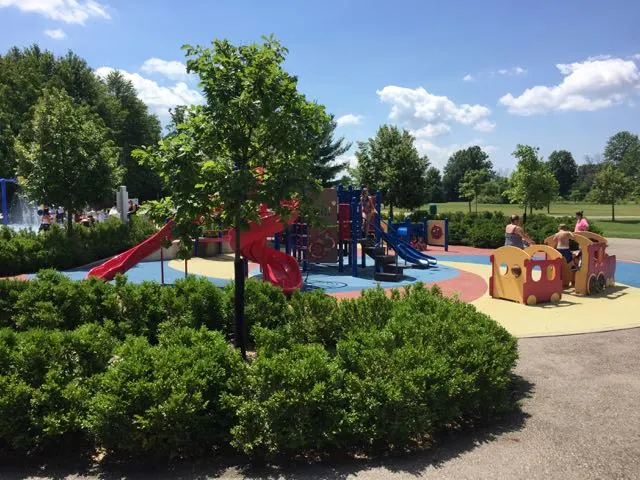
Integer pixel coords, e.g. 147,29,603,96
490,231,618,305
490,244,564,305
543,231,616,295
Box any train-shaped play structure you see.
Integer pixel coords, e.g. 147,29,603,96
489,232,616,305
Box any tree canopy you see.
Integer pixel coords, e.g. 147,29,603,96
547,150,578,198
0,44,162,202
309,115,351,187
135,36,329,355
603,131,639,169
353,125,429,214
442,146,494,201
588,162,633,221
506,145,558,214
15,88,122,233
459,168,490,212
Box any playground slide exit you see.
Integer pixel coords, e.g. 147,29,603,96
375,220,438,267
86,220,175,281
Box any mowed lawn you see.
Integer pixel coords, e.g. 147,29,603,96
431,202,640,218
399,202,640,239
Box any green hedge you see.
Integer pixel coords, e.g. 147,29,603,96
0,274,519,461
399,210,603,249
0,216,157,277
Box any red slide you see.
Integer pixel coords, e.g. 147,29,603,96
85,220,174,281
229,207,302,294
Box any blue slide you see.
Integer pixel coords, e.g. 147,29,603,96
374,222,438,267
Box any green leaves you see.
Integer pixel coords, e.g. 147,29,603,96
588,162,633,220
506,144,559,211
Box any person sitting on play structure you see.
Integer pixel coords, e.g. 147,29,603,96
410,234,427,251
504,214,533,249
548,224,579,270
360,187,375,235
574,211,589,232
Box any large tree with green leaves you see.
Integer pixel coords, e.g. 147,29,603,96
425,167,444,203
102,71,162,200
459,168,490,213
442,146,494,201
506,144,559,215
135,37,329,357
310,115,351,186
353,125,429,217
587,163,633,221
604,131,639,170
15,88,122,233
547,150,578,198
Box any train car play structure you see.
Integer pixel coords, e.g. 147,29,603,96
490,245,565,305
490,231,617,305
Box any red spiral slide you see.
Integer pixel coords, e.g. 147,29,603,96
85,220,174,281
229,207,302,294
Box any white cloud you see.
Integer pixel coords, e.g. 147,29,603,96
337,154,358,170
496,66,527,76
632,53,640,60
411,123,451,138
463,74,474,82
500,56,640,115
473,119,496,132
0,0,110,25
336,113,363,126
44,28,66,39
95,67,204,117
141,58,190,81
377,85,493,133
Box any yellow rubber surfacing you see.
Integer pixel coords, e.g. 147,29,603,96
168,255,237,280
441,261,640,338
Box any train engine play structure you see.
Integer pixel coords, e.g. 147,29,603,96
490,232,617,305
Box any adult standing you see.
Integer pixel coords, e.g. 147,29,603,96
574,211,589,232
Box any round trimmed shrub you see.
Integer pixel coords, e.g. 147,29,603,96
85,327,245,459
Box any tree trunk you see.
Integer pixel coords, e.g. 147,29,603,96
529,205,533,215
475,197,478,213
468,201,471,213
66,209,73,236
389,204,394,222
547,203,550,214
233,222,246,359
612,203,615,222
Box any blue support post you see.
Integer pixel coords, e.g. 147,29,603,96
350,197,358,277
194,237,200,257
444,217,449,251
285,225,291,255
274,231,280,251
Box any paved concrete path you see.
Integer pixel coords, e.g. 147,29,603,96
607,237,640,262
4,328,639,480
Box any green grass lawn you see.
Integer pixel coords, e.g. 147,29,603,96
595,220,640,239
430,202,640,218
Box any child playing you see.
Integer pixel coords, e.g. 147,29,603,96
550,224,578,270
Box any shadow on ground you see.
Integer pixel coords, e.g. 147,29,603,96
0,377,534,480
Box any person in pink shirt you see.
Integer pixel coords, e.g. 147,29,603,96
574,211,589,232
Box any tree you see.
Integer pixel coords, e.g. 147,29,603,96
547,150,578,198
353,125,429,217
425,167,444,203
459,169,490,212
102,71,162,200
570,155,602,201
309,115,351,187
604,131,639,170
15,88,121,234
442,146,493,201
135,37,329,357
620,142,640,181
506,145,558,215
588,163,632,221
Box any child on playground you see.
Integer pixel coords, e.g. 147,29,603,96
360,187,375,236
410,234,428,251
550,224,579,270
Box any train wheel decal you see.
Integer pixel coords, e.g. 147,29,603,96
597,273,606,292
587,274,598,295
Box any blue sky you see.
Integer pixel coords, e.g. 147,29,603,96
1,0,639,172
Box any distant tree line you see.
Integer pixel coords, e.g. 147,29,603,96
350,125,639,221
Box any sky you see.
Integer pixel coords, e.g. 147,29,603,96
1,0,639,173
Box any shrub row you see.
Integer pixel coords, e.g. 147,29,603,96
0,216,157,276
0,274,519,461
398,210,603,249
